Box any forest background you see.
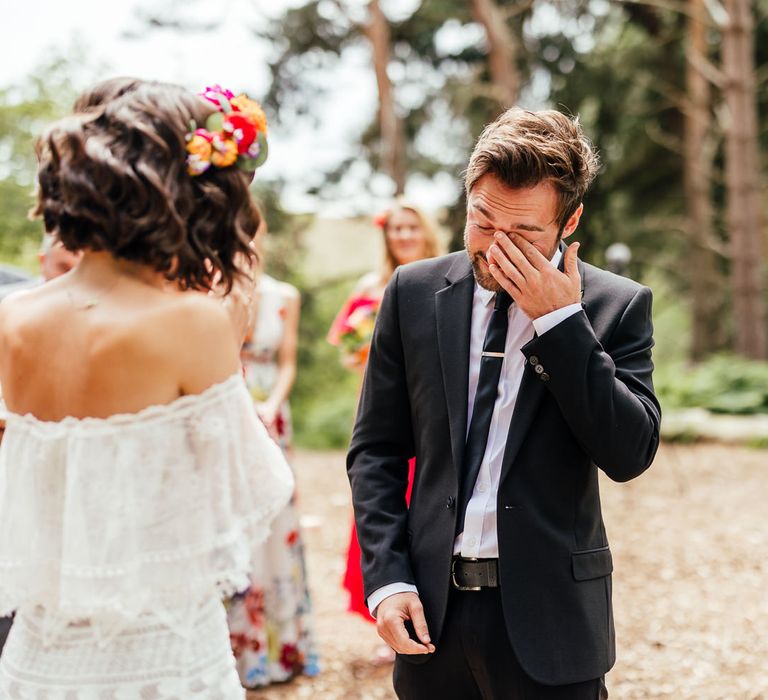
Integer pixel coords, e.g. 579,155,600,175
1,0,767,448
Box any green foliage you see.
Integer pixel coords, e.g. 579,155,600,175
249,183,362,448
290,274,360,449
656,355,768,415
0,57,78,258
545,5,690,275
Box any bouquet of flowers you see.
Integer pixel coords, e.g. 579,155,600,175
327,296,379,368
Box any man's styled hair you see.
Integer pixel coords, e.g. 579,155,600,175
464,107,600,231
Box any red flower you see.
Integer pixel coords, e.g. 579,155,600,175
224,114,258,154
286,529,299,546
244,588,265,627
230,632,249,656
279,643,303,671
373,212,388,229
346,297,378,316
275,413,286,437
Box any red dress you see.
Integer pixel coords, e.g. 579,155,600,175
328,293,416,622
343,459,415,621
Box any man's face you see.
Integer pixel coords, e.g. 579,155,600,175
464,174,581,291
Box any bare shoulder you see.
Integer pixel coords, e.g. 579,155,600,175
0,283,56,347
165,291,234,330
133,291,240,392
275,280,300,304
156,292,238,356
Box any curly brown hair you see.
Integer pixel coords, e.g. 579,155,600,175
32,80,260,291
464,107,600,232
72,77,142,113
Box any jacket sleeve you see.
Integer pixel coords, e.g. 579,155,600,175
347,267,416,598
521,285,661,482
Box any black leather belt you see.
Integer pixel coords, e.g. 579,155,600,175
451,557,499,590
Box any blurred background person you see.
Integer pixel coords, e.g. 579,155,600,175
39,232,82,281
327,199,443,663
226,206,320,689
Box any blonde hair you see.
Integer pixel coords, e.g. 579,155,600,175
379,198,444,282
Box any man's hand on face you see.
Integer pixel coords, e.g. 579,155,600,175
376,592,436,656
486,232,581,320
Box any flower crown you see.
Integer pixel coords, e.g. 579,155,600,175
186,85,269,177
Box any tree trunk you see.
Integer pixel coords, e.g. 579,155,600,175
722,0,766,359
470,0,519,108
685,0,724,360
365,0,406,194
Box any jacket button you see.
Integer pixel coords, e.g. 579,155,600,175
541,372,550,382
446,496,455,510
529,355,539,365
534,364,544,374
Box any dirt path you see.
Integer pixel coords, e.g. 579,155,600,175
249,444,768,700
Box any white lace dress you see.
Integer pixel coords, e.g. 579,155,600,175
0,374,294,699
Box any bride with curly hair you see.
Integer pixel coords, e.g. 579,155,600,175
0,79,292,698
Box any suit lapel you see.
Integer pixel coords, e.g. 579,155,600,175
500,244,586,478
435,254,474,476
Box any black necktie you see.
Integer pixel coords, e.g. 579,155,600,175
455,290,512,536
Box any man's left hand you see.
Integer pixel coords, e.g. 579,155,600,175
487,232,581,320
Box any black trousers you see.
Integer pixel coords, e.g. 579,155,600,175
393,587,607,700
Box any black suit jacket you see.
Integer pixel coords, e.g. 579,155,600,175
347,248,661,685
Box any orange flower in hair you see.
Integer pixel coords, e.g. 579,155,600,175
210,134,238,168
186,132,213,176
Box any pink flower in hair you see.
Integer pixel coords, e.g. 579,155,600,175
199,85,236,108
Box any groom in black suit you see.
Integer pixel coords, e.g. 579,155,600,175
347,108,661,699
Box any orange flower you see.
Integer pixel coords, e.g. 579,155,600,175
231,94,268,135
211,135,238,168
186,134,213,176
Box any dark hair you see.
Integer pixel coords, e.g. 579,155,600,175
33,80,260,291
72,77,142,113
465,107,600,231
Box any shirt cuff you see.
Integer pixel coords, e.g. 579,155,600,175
367,582,420,618
532,303,582,337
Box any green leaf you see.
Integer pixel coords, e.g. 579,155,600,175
251,132,269,168
215,94,232,114
205,112,224,132
237,156,259,172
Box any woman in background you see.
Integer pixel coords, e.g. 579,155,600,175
328,199,443,659
226,209,320,688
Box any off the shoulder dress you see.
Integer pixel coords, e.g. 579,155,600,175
0,374,293,698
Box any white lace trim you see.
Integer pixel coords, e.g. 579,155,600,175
0,374,294,641
5,372,243,433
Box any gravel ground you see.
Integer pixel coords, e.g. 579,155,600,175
249,443,768,700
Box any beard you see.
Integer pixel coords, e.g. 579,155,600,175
468,251,503,292
464,226,503,292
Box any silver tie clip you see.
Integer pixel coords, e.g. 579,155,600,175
481,351,505,358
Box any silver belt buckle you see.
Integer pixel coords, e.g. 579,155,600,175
451,557,482,591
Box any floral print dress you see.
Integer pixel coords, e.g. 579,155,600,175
226,275,320,688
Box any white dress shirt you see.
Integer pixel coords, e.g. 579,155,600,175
367,248,582,615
